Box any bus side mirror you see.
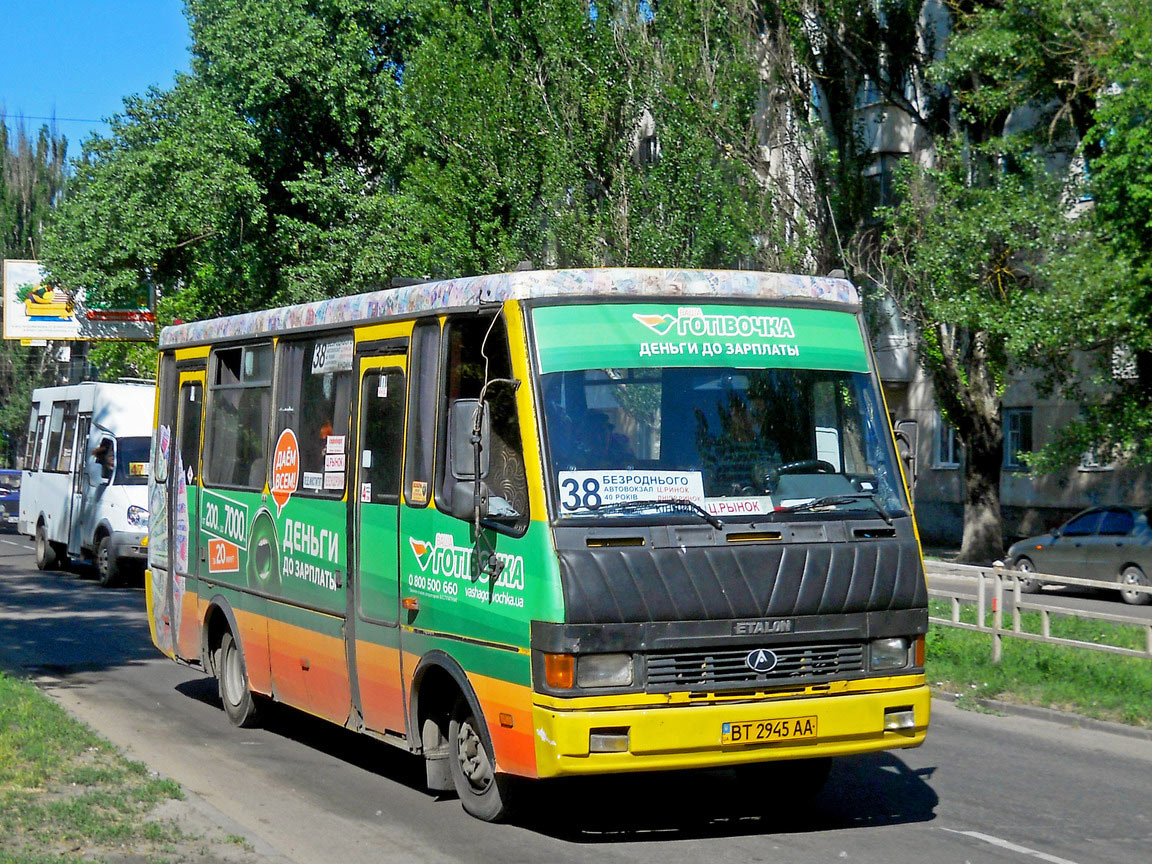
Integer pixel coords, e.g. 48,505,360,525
449,399,490,481
450,480,490,523
893,420,918,490
447,399,491,523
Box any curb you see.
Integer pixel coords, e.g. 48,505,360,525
932,691,1152,743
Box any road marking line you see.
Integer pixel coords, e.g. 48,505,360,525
939,827,1081,864
2,539,23,546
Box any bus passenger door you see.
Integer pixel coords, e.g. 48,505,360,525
173,371,205,660
348,353,408,735
67,414,93,555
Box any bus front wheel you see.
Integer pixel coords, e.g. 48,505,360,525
448,698,513,822
217,631,261,728
95,535,121,587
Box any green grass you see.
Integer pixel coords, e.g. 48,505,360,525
927,599,1152,727
0,671,185,863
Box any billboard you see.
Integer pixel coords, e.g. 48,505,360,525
3,260,155,341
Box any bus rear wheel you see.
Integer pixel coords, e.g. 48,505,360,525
35,525,66,571
448,698,513,822
35,525,57,571
217,631,261,728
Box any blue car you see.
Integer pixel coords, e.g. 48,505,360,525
0,469,20,530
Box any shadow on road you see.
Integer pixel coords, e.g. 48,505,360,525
0,561,156,680
509,753,937,841
175,677,431,795
174,673,939,841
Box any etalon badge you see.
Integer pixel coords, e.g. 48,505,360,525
746,648,778,674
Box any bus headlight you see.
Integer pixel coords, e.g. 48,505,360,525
127,505,149,528
870,637,910,671
576,653,633,688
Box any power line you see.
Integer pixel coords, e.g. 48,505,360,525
1,114,109,125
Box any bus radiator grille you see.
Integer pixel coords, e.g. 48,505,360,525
645,642,865,692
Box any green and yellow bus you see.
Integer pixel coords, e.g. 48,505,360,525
146,268,929,821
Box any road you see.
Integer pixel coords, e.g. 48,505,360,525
2,532,1150,864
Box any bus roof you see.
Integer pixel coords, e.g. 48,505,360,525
158,267,859,349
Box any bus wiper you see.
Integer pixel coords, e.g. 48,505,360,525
577,498,724,529
775,492,893,525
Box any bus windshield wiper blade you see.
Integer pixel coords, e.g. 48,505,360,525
776,492,893,525
576,498,724,529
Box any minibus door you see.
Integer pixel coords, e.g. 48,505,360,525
66,414,92,556
348,352,408,735
173,371,205,660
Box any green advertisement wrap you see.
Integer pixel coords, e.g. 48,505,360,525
532,303,869,374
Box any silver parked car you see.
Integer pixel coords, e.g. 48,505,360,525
1006,506,1152,605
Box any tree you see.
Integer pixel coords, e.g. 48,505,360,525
43,0,812,314
869,144,1099,561
0,116,69,466
846,0,1128,560
1028,0,1152,469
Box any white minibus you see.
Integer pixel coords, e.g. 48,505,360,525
21,381,156,586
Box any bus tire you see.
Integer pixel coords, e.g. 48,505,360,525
95,535,121,587
35,524,58,571
217,631,261,728
448,697,513,822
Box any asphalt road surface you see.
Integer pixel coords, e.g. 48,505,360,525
2,532,1150,864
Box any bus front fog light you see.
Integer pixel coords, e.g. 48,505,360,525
884,707,916,731
589,728,630,753
870,637,910,670
576,653,633,688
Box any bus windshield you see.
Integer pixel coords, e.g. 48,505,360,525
541,366,906,521
115,436,152,486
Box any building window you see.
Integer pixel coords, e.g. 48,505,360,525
935,414,960,468
1004,408,1033,470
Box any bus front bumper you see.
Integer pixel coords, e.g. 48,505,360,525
530,678,930,778
110,530,148,562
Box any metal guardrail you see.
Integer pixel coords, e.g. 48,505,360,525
924,560,1152,662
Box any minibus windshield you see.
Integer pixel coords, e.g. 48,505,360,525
539,366,907,522
115,436,152,485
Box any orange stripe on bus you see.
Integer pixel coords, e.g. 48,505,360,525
266,618,352,725
354,640,406,733
469,673,538,777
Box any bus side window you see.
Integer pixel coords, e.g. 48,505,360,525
44,401,79,473
23,403,40,470
28,414,46,472
179,382,204,484
275,334,353,496
205,344,273,489
437,315,529,536
404,320,440,507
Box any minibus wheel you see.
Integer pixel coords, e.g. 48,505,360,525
448,698,513,821
217,631,261,728
95,536,121,587
35,525,60,571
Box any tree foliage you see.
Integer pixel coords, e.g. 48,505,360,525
0,117,69,465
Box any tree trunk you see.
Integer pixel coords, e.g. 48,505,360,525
958,431,1005,563
927,326,1006,563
